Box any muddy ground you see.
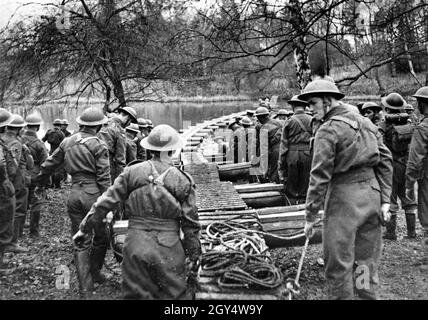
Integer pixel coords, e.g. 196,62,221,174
0,186,426,300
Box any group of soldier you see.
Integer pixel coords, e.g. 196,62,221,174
234,80,428,300
2,78,428,300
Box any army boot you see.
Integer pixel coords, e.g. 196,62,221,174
90,245,108,284
405,212,417,239
0,248,14,275
5,217,29,253
74,249,94,297
383,214,397,240
29,211,41,238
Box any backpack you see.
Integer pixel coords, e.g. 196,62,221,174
390,124,414,154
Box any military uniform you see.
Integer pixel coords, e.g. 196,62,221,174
379,117,417,238
61,128,72,137
406,116,428,232
125,135,137,164
136,132,147,160
278,110,313,203
1,132,32,242
38,126,111,292
98,117,126,182
42,127,65,188
85,160,201,299
305,104,393,300
22,129,48,237
256,118,283,183
0,139,17,261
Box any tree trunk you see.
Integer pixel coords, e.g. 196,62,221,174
290,0,311,90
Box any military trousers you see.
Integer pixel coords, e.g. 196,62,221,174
390,161,417,215
323,170,382,300
122,217,189,300
0,180,15,250
67,182,108,250
417,178,428,229
284,148,312,201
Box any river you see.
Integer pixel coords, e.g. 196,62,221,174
8,100,264,137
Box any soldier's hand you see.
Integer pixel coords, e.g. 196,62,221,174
304,221,315,239
380,203,391,226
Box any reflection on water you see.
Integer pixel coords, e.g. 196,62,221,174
8,100,264,138
8,98,365,139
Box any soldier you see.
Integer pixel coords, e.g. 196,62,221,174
98,106,137,183
361,102,383,126
42,118,65,188
36,108,111,295
61,119,72,137
379,93,417,240
136,118,148,161
254,106,283,183
278,95,312,204
405,86,428,271
21,114,48,238
230,116,254,164
405,104,419,125
146,119,154,134
124,123,140,164
76,124,201,299
2,115,33,253
274,109,293,123
300,79,393,300
0,109,18,272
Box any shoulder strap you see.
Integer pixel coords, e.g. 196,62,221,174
330,115,359,130
293,116,310,134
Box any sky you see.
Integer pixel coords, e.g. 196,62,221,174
0,0,52,29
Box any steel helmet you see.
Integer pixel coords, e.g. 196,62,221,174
0,108,13,127
405,104,415,111
361,102,382,112
8,114,27,128
117,106,138,123
298,79,345,101
25,114,43,126
125,123,140,134
413,86,428,101
239,116,253,126
137,118,148,128
76,108,108,126
140,124,183,152
255,106,270,117
381,93,406,110
146,119,153,128
53,118,63,125
288,95,309,107
62,119,69,125
277,109,289,115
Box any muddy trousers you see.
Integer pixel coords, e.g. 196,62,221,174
11,188,28,243
0,184,15,253
416,178,428,266
323,172,382,300
27,186,44,237
284,147,312,203
68,181,108,294
122,218,190,300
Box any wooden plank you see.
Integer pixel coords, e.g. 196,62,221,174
261,221,305,232
240,191,282,199
256,205,306,216
235,183,284,194
218,162,251,171
258,211,324,223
